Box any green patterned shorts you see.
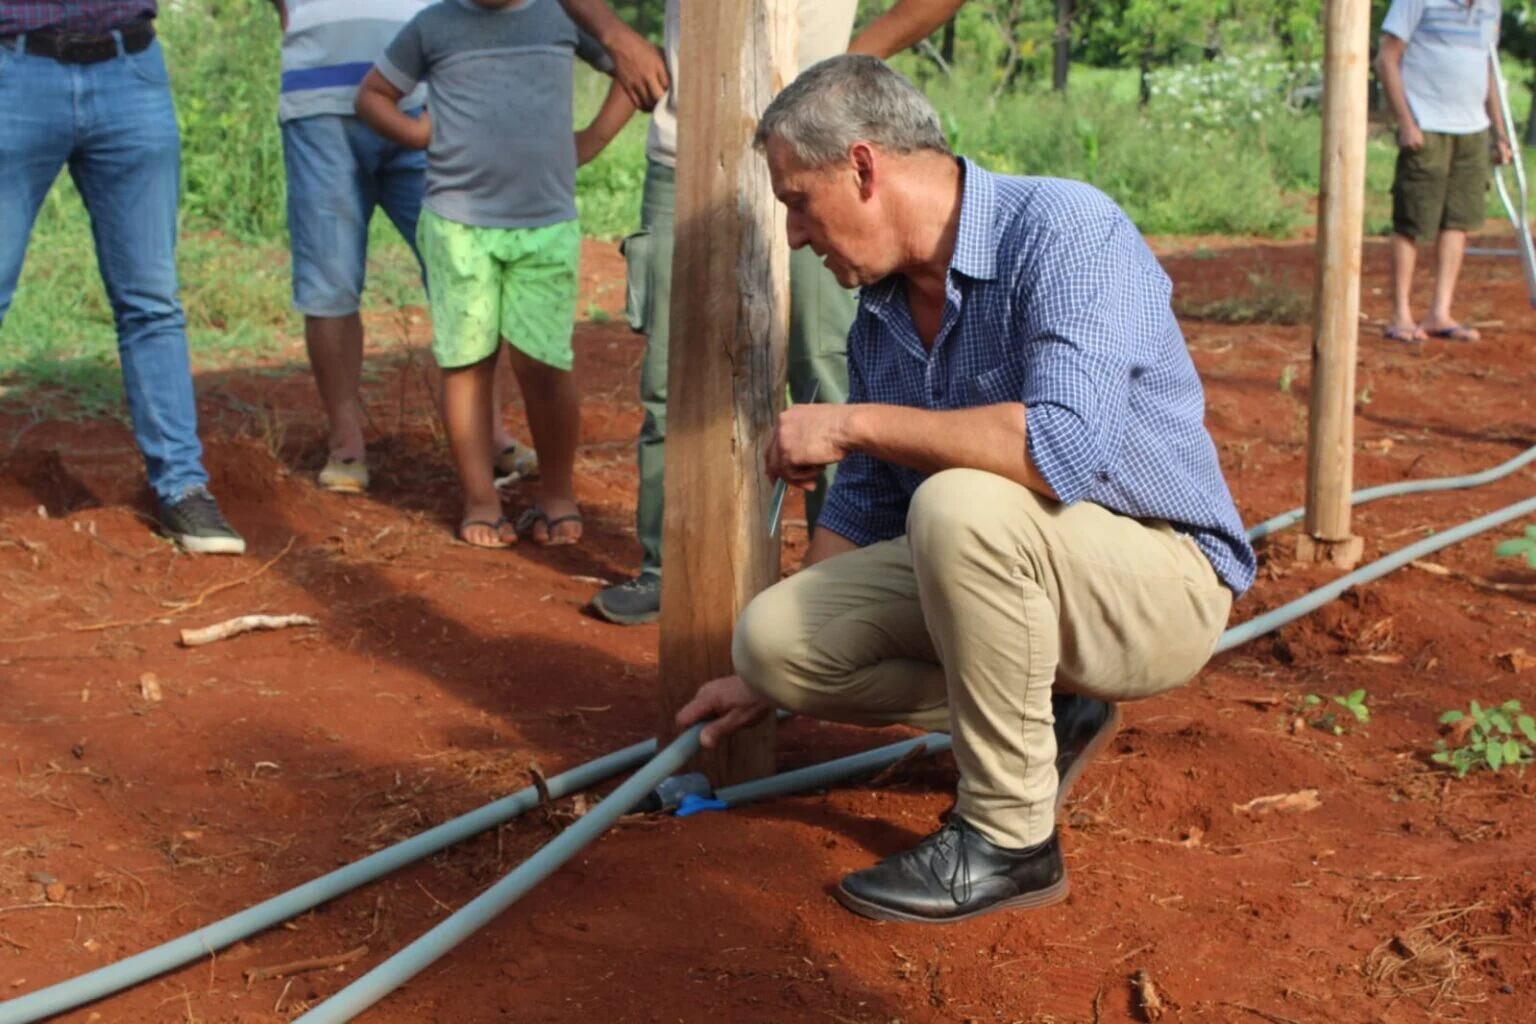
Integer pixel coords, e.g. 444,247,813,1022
417,208,581,370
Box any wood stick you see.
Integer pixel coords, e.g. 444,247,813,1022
73,536,296,633
178,613,317,647
1301,0,1370,568
244,944,368,983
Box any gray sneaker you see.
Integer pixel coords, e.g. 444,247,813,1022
157,487,246,555
590,574,661,625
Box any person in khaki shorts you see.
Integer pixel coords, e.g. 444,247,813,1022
1376,0,1509,343
676,57,1255,924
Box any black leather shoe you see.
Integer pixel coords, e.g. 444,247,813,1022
836,819,1067,923
1053,694,1121,811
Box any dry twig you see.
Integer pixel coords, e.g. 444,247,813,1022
72,537,297,633
244,944,368,983
178,614,317,647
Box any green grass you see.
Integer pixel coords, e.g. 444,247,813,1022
6,3,1534,417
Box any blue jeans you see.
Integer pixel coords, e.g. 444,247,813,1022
281,113,426,316
0,36,207,503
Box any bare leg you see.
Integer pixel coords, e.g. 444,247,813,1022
1387,233,1424,341
490,347,519,453
509,346,581,545
304,313,366,459
1423,228,1478,339
441,351,514,547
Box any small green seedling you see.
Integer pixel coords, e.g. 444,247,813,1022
584,301,611,325
1432,699,1536,777
1278,364,1297,392
1494,523,1536,569
1298,688,1370,735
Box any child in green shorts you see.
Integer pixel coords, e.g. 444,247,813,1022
356,0,633,547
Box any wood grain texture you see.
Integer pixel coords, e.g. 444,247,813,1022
1304,0,1368,560
657,0,794,784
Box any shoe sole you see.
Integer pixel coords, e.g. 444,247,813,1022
834,875,1070,924
319,479,367,494
588,597,660,626
1054,700,1122,814
171,534,247,556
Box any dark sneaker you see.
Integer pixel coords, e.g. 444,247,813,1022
157,487,246,555
590,574,661,625
1052,694,1121,812
836,818,1067,923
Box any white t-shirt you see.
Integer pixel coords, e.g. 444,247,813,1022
1381,0,1501,135
645,0,860,168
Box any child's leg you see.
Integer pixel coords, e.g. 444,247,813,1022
442,353,514,546
497,219,583,544
508,347,581,544
416,208,514,546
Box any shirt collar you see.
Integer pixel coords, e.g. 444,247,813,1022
949,157,997,282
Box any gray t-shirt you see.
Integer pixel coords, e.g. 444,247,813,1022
1381,0,1500,135
377,0,613,229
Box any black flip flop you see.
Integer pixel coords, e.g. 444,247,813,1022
515,507,584,546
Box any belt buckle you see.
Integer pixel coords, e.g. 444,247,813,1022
63,34,113,63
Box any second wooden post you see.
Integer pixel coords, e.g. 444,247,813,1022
1301,0,1369,569
658,0,794,784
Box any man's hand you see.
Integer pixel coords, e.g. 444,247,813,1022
1494,133,1513,166
766,403,854,490
1398,121,1424,151
605,28,669,112
675,675,773,750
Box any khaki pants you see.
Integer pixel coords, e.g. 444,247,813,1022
732,469,1233,848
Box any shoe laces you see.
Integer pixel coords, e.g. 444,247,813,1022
171,490,225,529
620,576,659,593
928,819,973,906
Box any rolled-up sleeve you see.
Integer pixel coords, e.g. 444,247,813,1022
1018,214,1143,505
813,318,909,545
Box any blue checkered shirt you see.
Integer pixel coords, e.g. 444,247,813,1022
0,0,154,34
816,159,1256,595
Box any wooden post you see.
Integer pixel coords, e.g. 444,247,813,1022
1300,0,1368,570
657,0,794,785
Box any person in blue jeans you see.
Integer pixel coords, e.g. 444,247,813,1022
0,3,244,554
271,0,537,494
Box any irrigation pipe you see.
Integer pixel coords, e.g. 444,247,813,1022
293,490,1536,1024
291,725,707,1024
0,739,659,1024
1244,444,1536,541
3,446,1531,1023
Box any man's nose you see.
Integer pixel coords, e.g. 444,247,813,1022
785,213,810,250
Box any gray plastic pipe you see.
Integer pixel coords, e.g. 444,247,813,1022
1245,445,1536,541
1219,493,1536,653
291,725,707,1024
6,448,1531,1022
293,490,1536,1022
0,738,658,1024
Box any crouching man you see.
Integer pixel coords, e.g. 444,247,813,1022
678,56,1255,924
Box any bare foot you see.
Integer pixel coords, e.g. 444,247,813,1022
1419,319,1480,342
459,504,516,548
1384,322,1426,343
517,496,583,546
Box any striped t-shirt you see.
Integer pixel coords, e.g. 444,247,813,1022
279,0,430,122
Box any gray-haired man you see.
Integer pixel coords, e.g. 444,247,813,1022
678,56,1252,924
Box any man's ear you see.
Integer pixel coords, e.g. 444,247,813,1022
850,142,876,200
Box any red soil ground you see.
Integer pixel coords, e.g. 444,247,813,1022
0,236,1532,1024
